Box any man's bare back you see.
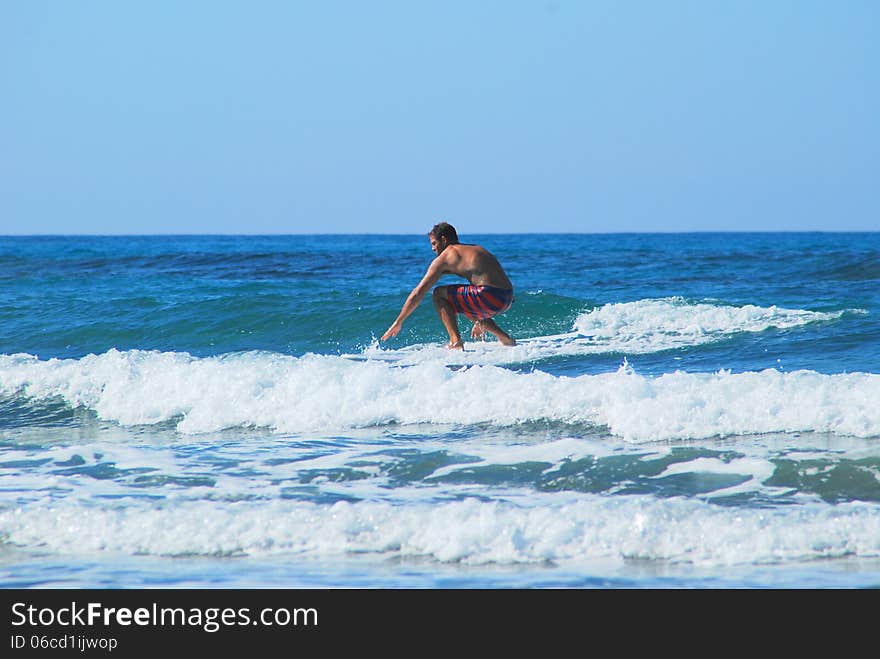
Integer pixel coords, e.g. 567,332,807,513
435,243,513,290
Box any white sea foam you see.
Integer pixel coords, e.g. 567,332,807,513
1,496,878,566
571,297,850,351
360,297,857,364
1,349,878,441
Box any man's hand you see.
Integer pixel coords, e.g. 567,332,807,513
471,321,485,340
381,320,403,341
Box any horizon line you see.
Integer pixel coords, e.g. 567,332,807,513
3,229,878,238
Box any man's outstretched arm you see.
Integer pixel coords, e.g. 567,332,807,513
381,258,446,341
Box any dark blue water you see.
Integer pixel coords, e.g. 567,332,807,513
2,233,876,370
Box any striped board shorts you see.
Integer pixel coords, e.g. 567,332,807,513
445,285,514,321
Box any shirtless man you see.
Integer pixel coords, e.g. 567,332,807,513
381,222,516,349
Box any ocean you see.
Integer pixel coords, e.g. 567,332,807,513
1,232,878,589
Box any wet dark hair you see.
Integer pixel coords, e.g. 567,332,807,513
428,222,459,244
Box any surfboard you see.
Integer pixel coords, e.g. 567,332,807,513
340,330,589,366
516,330,583,345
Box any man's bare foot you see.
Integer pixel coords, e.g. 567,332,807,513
478,318,515,346
446,340,464,350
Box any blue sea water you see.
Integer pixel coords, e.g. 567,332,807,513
1,232,878,588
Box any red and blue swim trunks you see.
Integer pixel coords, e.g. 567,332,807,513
445,285,514,321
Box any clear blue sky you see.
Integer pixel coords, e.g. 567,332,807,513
2,1,877,234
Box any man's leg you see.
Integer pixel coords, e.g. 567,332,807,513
478,317,516,346
432,287,464,349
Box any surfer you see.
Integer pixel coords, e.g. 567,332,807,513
381,222,516,349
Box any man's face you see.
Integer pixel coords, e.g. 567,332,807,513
430,235,446,255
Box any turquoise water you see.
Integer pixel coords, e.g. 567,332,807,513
1,233,879,588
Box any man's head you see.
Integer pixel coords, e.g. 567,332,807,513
428,222,459,255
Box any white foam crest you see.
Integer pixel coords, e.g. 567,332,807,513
571,297,850,353
2,497,878,566
1,350,878,441
359,298,855,365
